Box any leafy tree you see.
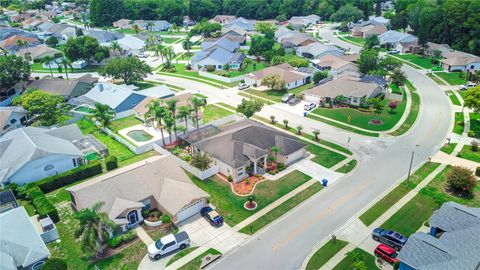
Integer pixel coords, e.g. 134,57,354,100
190,152,212,170
331,4,363,22
156,0,184,25
57,57,73,80
190,21,221,37
391,68,407,86
248,35,274,59
182,36,192,53
99,57,152,84
296,125,303,135
0,55,30,94
64,36,110,63
262,74,285,91
364,34,379,49
446,166,476,197
45,36,59,47
255,22,276,34
42,259,67,270
368,97,383,116
13,89,64,126
283,119,289,129
388,100,398,112
236,98,264,119
313,71,328,83
390,11,408,32
358,49,379,74
90,0,125,26
285,55,309,68
379,57,402,73
90,102,115,127
464,86,480,113
132,24,141,34
270,115,276,124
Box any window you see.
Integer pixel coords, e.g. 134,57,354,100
44,164,54,171
10,118,17,124
162,241,175,250
31,261,45,270
73,158,77,167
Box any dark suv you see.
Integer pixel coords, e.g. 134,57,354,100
372,228,408,251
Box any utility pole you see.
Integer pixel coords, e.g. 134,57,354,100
406,144,420,186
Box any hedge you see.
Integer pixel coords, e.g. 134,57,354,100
105,156,119,171
476,167,480,177
36,160,103,193
27,187,59,223
108,230,137,248
41,259,67,270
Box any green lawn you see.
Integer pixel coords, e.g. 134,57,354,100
177,248,221,270
109,115,143,131
203,104,233,123
161,37,182,44
190,170,312,226
453,112,465,134
440,143,457,154
176,52,195,60
339,36,365,46
389,81,420,136
193,93,208,99
395,54,436,69
244,83,314,103
332,248,378,270
216,102,236,111
306,239,349,270
428,73,446,85
359,162,441,226
133,81,158,90
307,113,380,137
305,140,347,168
335,159,357,173
446,91,461,106
239,182,322,234
469,113,480,138
434,72,467,85
31,62,100,73
311,90,407,132
213,62,267,78
166,247,199,266
456,145,480,163
390,83,402,95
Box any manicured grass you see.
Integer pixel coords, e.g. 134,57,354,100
239,182,322,234
177,248,221,270
176,52,195,60
433,72,467,85
428,73,446,85
446,91,461,106
213,62,267,78
389,81,420,136
307,113,380,137
118,151,158,167
244,83,314,103
161,37,181,44
440,143,457,154
453,112,465,135
307,140,347,168
193,93,208,99
390,83,401,95
311,90,407,132
133,81,158,90
190,170,312,226
216,102,236,111
339,36,365,46
305,239,349,270
335,159,357,173
109,115,143,131
332,248,378,270
469,113,480,138
456,145,480,163
359,162,441,226
238,92,275,105
395,54,436,69
203,104,233,123
31,62,100,73
167,247,199,266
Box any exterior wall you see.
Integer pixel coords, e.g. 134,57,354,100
175,198,207,223
285,78,306,90
244,76,260,87
7,154,82,185
277,147,307,165
466,62,480,71
0,111,27,135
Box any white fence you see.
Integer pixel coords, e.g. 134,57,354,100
198,71,245,83
101,127,157,155
153,143,219,180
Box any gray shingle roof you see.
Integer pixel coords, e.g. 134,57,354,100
430,201,480,232
201,36,240,52
379,30,417,44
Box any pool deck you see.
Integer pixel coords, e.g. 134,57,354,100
118,124,171,146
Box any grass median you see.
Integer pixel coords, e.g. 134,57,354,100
305,239,348,270
389,80,421,136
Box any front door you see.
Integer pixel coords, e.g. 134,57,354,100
127,210,139,226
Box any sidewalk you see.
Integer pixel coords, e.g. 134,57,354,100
135,226,154,246
432,151,479,172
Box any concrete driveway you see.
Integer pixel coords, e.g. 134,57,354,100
271,101,310,116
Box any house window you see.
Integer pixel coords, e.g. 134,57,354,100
73,158,77,167
44,164,55,171
31,261,46,270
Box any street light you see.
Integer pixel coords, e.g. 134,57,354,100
406,144,420,186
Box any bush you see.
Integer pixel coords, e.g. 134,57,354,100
105,155,118,171
446,166,476,196
27,187,59,222
206,65,216,72
185,64,192,70
36,161,103,193
108,230,137,248
277,163,286,171
27,186,44,201
472,141,478,152
42,259,67,270
468,130,476,137
476,167,480,177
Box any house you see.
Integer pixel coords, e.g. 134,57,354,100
36,22,77,42
67,155,209,229
0,189,18,213
22,74,99,99
398,202,480,270
304,77,384,107
116,35,146,55
143,20,171,31
350,16,390,29
288,14,320,29
310,54,359,76
191,47,245,71
221,25,247,37
296,42,344,59
378,30,417,48
113,19,131,29
440,51,480,72
183,16,195,27
222,33,247,45
201,36,240,52
275,26,292,41
244,63,311,90
224,17,255,32
0,27,38,41
279,32,316,48
181,120,307,182
0,35,40,53
0,106,28,135
351,25,387,38
396,40,421,54
15,44,62,61
210,15,236,25
426,42,452,57
85,30,124,43
0,207,51,270
21,17,48,30
0,124,107,185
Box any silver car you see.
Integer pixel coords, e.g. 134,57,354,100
238,83,250,90
304,102,316,111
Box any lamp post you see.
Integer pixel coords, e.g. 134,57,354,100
406,144,420,186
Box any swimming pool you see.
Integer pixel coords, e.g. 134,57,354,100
127,130,153,142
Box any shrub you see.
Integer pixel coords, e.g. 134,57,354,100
206,65,216,72
468,130,475,137
27,187,59,222
227,175,233,182
36,161,103,193
476,167,480,177
277,163,286,171
446,166,476,196
471,141,478,152
105,155,118,171
161,214,172,224
185,64,192,70
108,230,137,248
27,186,44,201
42,259,68,270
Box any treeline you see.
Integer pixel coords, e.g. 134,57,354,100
390,0,480,55
89,0,377,26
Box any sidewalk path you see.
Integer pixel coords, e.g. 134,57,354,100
135,226,154,247
431,151,479,172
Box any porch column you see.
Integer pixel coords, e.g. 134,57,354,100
253,160,258,174
263,156,267,167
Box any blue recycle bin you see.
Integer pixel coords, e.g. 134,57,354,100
303,111,308,117
322,179,328,187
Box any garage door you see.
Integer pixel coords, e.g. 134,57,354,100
176,198,207,223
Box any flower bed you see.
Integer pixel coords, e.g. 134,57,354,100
266,161,287,175
143,209,163,227
369,119,383,126
232,175,265,195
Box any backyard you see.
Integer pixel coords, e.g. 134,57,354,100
433,71,467,85
243,83,314,102
31,62,100,73
203,104,233,123
108,115,143,132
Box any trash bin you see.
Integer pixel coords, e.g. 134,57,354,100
303,111,308,117
322,179,328,187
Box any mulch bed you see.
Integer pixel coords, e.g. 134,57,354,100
95,237,141,259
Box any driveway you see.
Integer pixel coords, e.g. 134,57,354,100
292,158,344,186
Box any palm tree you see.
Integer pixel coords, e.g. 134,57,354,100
146,21,154,32
155,44,165,61
41,56,55,77
132,24,141,34
146,34,158,48
164,46,175,67
313,130,320,141
163,112,175,144
190,96,206,128
270,115,276,124
146,99,168,145
74,202,114,256
271,146,280,162
91,103,115,127
182,37,191,53
165,99,178,140
297,125,303,135
58,57,72,79
110,41,122,56
283,119,289,129
177,105,193,133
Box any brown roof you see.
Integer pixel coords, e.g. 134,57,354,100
362,25,388,36
0,35,38,48
16,45,61,60
339,54,360,62
305,78,381,98
315,54,352,69
245,63,309,84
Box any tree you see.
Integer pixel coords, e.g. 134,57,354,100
42,259,67,270
74,201,114,256
391,68,407,86
0,55,31,95
165,99,179,140
90,0,125,26
163,112,175,143
296,125,303,135
64,36,110,64
45,36,59,47
379,57,402,73
388,100,398,112
15,40,28,57
236,98,264,119
57,57,73,80
255,22,276,34
132,24,141,34
270,115,276,124
262,74,285,91
99,57,152,84
249,35,274,59
110,41,122,56
390,11,408,32
177,105,193,133
271,146,280,162
146,99,168,145
13,89,64,126
283,119,289,129
182,37,192,53
446,166,476,197
358,49,379,74
368,97,383,116
313,71,328,83
190,96,206,128
190,21,221,37
90,102,115,127
190,152,212,170
155,44,166,60
331,4,363,22
41,56,56,77
464,86,480,113
313,130,320,141
364,35,379,49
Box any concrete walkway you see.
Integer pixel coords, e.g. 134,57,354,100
432,151,480,172
135,226,154,247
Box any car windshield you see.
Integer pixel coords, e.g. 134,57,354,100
155,240,164,250
390,251,398,258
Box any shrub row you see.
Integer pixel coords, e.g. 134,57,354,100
36,161,103,193
108,230,137,249
27,186,59,223
105,156,118,171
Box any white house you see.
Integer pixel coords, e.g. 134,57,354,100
0,107,28,136
296,42,344,59
244,63,311,90
116,36,146,55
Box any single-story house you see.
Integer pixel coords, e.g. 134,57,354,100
224,17,255,32
0,35,40,53
378,30,417,48
0,27,38,41
21,17,48,30
183,16,195,27
304,77,384,107
440,51,480,72
351,24,388,38
0,124,106,185
396,40,421,54
36,22,77,42
349,16,390,29
142,20,171,32
210,15,236,25
244,63,311,90
112,19,131,29
0,106,28,136
67,155,210,229
288,14,320,29
183,120,307,182
398,202,480,270
22,74,99,99
191,47,245,71
310,54,360,76
296,42,344,59
201,36,240,52
15,44,62,61
222,33,247,45
426,42,452,57
0,206,51,270
116,36,146,55
221,25,247,37
279,32,316,48
85,30,124,43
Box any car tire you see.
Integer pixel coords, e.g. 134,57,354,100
180,244,187,250
394,246,401,251
154,254,161,261
373,236,379,241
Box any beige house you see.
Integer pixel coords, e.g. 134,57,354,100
244,63,311,90
351,25,387,38
210,15,236,25
441,51,480,72
310,54,359,76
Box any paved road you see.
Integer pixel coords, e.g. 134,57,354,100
208,25,451,270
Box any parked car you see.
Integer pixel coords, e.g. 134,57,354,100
372,228,408,251
148,231,190,260
387,50,400,54
288,97,301,106
304,102,316,111
200,206,224,226
281,93,295,103
136,53,148,58
238,83,250,90
461,82,477,90
374,244,399,264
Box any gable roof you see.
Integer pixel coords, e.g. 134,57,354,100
441,52,480,66
430,201,480,232
67,156,209,218
225,17,255,31
280,32,316,46
84,82,146,113
379,30,417,44
24,75,98,97
192,47,245,66
0,207,50,268
117,35,145,50
275,26,293,40
305,78,381,98
245,63,310,84
201,36,240,52
0,35,40,52
297,42,344,57
15,45,62,60
85,30,124,43
221,25,247,36
0,106,26,129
